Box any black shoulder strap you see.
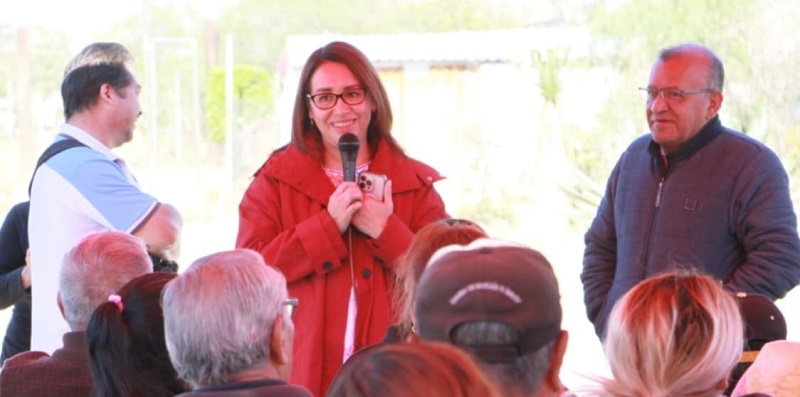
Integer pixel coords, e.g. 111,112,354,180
28,138,87,197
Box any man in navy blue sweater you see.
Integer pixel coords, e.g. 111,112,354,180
582,43,800,338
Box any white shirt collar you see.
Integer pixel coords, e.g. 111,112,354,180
58,123,119,162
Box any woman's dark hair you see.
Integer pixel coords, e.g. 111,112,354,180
87,272,187,397
290,41,404,159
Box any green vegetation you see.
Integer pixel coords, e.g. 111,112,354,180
2,0,799,225
206,65,273,144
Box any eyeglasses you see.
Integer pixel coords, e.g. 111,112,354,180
441,218,479,227
639,87,714,104
440,218,486,231
282,297,299,318
306,88,366,110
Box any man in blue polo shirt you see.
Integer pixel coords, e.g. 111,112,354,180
28,42,182,354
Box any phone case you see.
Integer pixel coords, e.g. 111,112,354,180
358,172,387,201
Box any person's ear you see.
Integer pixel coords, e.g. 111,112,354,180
715,377,728,393
100,83,113,101
270,315,290,366
706,90,723,119
94,83,118,111
56,292,65,319
545,330,569,393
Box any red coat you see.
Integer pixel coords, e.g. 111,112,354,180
236,139,447,397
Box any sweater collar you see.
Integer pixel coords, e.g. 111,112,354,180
648,115,724,162
193,378,287,392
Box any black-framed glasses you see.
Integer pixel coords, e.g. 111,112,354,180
639,87,714,104
282,297,299,318
306,88,366,110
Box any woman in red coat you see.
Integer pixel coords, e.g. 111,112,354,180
236,41,448,397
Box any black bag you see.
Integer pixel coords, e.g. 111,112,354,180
28,138,87,196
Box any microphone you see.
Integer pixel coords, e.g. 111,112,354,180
338,133,360,182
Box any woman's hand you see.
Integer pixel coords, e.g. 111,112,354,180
327,182,364,233
352,180,393,239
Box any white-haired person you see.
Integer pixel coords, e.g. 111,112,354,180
162,249,312,397
0,231,153,397
597,269,744,397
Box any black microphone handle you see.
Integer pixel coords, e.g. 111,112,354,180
342,152,356,181
338,133,360,182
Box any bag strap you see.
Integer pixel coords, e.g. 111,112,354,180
28,137,87,196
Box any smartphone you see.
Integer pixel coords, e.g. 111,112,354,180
358,172,387,201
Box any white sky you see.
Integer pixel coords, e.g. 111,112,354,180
1,0,238,33
1,0,240,53
2,1,139,29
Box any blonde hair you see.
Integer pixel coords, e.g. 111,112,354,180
600,270,743,397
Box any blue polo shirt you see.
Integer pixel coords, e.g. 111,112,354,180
28,123,157,354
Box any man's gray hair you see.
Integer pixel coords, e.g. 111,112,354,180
659,43,725,91
452,321,555,397
59,231,152,331
64,42,133,76
162,249,287,387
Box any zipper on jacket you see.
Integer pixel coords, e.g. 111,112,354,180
643,153,667,277
655,177,665,208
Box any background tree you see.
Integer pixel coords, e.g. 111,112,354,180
214,0,544,70
572,0,800,199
